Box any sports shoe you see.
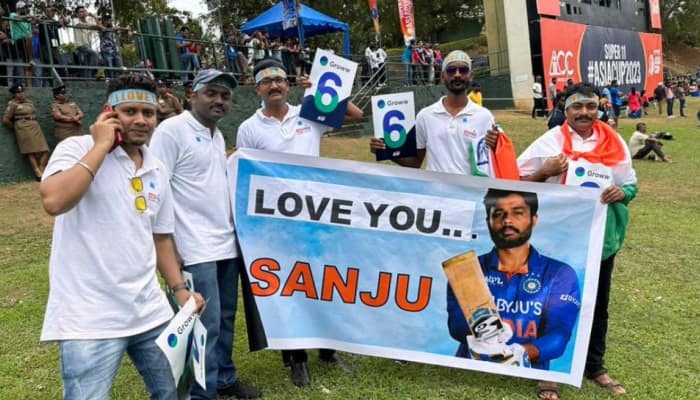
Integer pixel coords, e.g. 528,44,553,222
217,379,262,399
290,361,310,388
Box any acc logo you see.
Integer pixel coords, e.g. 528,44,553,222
167,333,178,348
522,277,542,294
549,50,575,77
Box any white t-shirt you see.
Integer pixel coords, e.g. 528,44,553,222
72,16,98,48
517,124,637,185
40,136,174,341
236,104,330,156
150,111,238,266
415,97,496,175
533,82,543,99
365,47,379,69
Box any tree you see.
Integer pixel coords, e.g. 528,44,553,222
662,0,700,46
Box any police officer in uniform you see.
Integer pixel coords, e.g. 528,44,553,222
51,85,84,142
2,83,50,179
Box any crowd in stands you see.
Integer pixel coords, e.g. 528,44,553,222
402,39,442,86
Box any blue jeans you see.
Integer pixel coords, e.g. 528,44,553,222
179,52,200,81
77,46,98,78
666,99,674,116
59,322,176,400
185,258,241,399
101,51,123,79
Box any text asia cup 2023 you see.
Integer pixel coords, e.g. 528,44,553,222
541,18,663,94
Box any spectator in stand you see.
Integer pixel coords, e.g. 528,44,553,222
362,41,375,85
270,36,282,61
532,75,546,119
72,6,100,79
423,41,434,85
653,82,665,115
0,17,25,86
176,27,200,82
626,87,642,119
99,13,127,80
411,40,426,85
180,81,192,111
9,1,34,85
401,39,414,86
51,85,84,142
548,77,557,114
286,37,299,84
468,81,482,106
628,122,671,163
36,3,68,85
433,43,442,85
676,81,687,118
223,29,240,79
31,25,46,87
640,89,650,115
249,31,267,65
665,80,675,118
376,42,387,87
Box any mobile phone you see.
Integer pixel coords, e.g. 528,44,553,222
103,105,122,152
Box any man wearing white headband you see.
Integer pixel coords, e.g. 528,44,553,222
150,70,262,400
39,74,206,399
371,49,518,180
236,57,363,388
518,82,636,398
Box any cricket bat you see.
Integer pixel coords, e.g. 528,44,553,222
442,251,505,342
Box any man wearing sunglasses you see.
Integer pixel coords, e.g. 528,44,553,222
150,70,262,400
236,57,363,388
370,50,517,179
38,74,206,399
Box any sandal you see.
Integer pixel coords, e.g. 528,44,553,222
590,373,627,396
536,381,560,400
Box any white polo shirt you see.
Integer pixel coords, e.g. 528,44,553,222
236,104,330,156
517,124,637,185
40,136,174,341
415,97,496,175
150,111,238,266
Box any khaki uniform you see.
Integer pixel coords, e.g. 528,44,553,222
3,100,49,154
52,101,84,142
157,95,182,123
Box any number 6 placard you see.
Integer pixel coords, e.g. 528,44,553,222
300,49,358,129
371,92,417,161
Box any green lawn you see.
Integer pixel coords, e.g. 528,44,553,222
1,98,699,399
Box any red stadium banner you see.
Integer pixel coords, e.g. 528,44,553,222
648,0,661,29
540,19,663,96
537,0,561,17
397,0,416,44
368,0,380,34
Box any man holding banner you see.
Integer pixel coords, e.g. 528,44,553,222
370,50,518,180
38,74,206,399
236,57,363,388
518,82,637,397
150,70,262,400
446,189,581,371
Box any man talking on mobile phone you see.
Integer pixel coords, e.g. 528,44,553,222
38,74,206,399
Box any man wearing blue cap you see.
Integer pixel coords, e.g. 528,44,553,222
150,70,261,400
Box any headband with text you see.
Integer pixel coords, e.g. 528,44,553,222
107,89,158,107
255,67,287,84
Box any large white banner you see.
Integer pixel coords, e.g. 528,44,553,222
228,149,607,386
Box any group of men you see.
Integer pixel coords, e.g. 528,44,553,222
38,47,635,400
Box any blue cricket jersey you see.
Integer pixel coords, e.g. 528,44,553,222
447,246,581,370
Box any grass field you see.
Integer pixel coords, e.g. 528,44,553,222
1,99,699,399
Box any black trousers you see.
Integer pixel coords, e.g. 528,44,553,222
632,142,665,160
585,253,616,378
282,348,335,364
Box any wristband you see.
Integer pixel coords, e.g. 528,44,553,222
75,161,95,180
171,283,188,293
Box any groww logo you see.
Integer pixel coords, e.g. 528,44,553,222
549,50,575,77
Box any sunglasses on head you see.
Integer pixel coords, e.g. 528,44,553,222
445,66,470,76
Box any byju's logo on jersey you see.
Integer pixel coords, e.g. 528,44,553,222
522,277,542,294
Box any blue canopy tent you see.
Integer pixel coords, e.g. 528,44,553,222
240,2,351,56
